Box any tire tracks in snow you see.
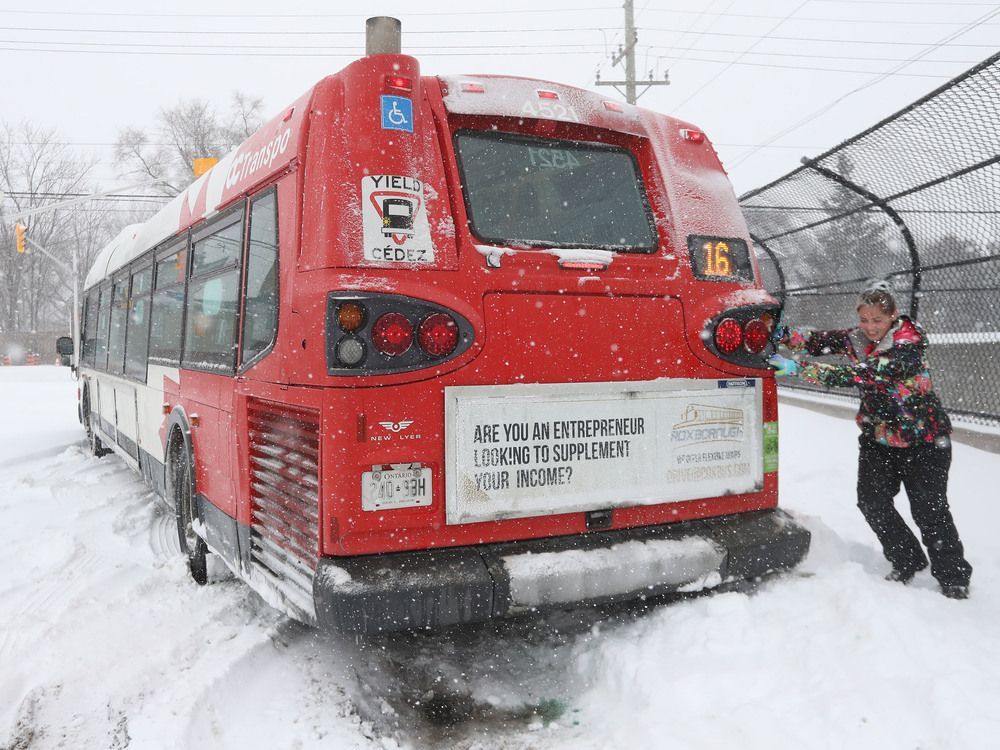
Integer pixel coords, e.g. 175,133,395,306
0,546,100,663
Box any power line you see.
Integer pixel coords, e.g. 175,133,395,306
729,6,1000,169
662,54,953,78
3,190,168,201
640,7,1000,25
655,47,979,65
3,25,996,49
641,27,995,47
0,39,606,53
0,25,612,36
651,0,738,78
0,7,617,18
670,0,810,113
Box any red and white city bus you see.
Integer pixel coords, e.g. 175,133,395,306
70,19,809,633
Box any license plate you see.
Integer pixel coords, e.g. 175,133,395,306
362,465,432,511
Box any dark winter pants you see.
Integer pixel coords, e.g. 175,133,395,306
857,436,972,587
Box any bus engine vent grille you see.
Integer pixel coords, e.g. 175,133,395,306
247,399,320,618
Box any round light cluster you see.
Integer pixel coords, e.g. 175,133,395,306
713,315,771,355
333,299,461,369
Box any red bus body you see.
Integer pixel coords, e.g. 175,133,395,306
77,51,808,633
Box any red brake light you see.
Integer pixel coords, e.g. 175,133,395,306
384,75,412,92
372,313,413,357
680,128,706,144
744,319,769,353
714,318,743,353
537,90,560,100
418,313,459,357
461,81,486,93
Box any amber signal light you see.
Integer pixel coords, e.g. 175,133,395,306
337,302,366,332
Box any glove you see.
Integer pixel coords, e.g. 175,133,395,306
770,310,789,345
767,353,800,377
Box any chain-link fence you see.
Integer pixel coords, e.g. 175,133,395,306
739,52,1000,424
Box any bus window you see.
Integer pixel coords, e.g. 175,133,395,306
94,284,112,371
148,245,187,366
125,264,153,380
82,288,100,367
183,218,243,371
107,276,129,374
454,130,656,251
241,191,278,366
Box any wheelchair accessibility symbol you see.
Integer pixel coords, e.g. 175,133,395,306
381,95,413,132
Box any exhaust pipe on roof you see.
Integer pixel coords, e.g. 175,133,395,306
366,16,402,56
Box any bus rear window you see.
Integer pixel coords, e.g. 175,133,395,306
454,131,657,252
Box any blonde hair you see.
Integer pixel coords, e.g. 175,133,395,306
857,280,897,316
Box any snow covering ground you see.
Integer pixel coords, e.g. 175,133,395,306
2,367,999,749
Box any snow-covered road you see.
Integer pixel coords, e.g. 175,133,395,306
2,367,998,749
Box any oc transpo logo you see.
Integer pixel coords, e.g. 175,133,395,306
671,404,744,445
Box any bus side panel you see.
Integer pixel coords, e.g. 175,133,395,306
97,378,117,445
180,371,237,518
233,383,325,581
139,365,179,496
114,382,139,460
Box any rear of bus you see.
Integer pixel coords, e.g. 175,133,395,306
272,53,810,633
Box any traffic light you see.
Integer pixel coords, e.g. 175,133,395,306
15,223,26,254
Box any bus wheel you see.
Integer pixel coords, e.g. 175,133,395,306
83,388,109,458
169,439,208,585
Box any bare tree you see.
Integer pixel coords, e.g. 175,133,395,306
0,122,100,333
223,92,265,143
115,91,264,197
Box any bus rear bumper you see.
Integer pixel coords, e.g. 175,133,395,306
313,508,810,634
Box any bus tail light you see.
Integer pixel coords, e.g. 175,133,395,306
714,318,743,353
327,292,475,375
336,337,366,366
704,305,779,369
418,313,459,357
743,319,770,353
372,313,413,357
337,301,366,332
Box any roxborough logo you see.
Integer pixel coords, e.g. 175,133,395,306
671,404,744,445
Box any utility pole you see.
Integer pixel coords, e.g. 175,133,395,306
595,0,669,105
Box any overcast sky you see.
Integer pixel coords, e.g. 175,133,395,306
4,0,998,196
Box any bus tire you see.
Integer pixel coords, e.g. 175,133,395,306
83,387,109,458
169,435,208,585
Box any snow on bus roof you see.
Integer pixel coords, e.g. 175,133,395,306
439,74,651,137
84,148,238,290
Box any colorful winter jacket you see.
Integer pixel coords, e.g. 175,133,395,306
783,316,951,448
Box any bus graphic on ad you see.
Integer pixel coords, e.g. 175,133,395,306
65,16,808,635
